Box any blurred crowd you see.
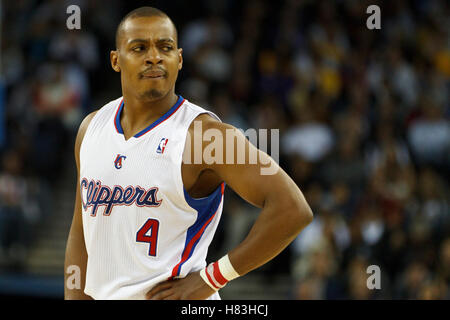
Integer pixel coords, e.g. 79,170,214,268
1,0,449,299
0,0,114,270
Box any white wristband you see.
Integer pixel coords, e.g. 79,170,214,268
218,254,240,281
199,254,240,291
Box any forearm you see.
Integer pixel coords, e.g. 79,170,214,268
227,198,313,277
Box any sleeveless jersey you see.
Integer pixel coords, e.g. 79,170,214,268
79,95,224,300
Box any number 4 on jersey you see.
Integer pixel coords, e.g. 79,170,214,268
136,219,159,256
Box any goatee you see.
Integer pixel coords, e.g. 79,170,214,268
141,89,164,100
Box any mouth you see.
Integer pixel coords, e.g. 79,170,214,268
140,69,166,79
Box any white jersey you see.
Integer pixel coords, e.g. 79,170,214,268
79,95,224,300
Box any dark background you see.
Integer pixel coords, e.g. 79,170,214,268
0,0,449,299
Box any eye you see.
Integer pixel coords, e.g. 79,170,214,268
132,45,145,52
161,45,173,52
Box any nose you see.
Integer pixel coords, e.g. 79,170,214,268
145,45,163,65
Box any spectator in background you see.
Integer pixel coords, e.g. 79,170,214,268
0,150,36,269
27,62,77,180
437,238,450,290
319,133,365,190
208,90,248,129
1,39,26,89
407,97,449,169
282,92,335,163
386,46,419,110
33,62,82,132
48,29,100,113
48,31,99,72
365,121,411,175
395,260,431,299
413,168,449,235
418,277,449,300
346,255,379,299
180,14,233,60
369,142,416,228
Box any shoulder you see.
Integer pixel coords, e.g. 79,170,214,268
76,111,98,143
74,111,98,167
184,112,251,167
186,112,243,151
188,112,236,133
181,99,228,130
75,96,122,149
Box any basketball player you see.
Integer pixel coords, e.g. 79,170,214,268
64,7,313,300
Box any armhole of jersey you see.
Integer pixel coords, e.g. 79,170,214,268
171,110,226,277
79,98,121,155
174,110,225,209
79,110,100,159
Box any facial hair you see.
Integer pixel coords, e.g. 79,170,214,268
140,88,164,100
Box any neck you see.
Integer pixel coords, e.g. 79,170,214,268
120,90,178,139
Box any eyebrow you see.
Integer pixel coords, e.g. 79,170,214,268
127,38,175,45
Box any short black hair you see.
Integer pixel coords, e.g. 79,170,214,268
115,7,178,48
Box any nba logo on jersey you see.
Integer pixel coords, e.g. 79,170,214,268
156,138,169,154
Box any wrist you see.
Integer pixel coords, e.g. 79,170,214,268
200,254,240,291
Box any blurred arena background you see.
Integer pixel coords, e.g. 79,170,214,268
0,0,449,299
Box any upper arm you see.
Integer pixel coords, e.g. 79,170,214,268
193,114,311,216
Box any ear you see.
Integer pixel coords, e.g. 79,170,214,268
177,48,183,71
110,50,121,72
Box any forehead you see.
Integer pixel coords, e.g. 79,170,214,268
119,16,177,45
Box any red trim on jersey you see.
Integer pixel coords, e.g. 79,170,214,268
169,205,220,279
114,99,124,134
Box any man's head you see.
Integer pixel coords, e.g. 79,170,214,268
111,7,183,101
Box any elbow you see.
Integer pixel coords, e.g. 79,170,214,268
305,204,314,221
298,204,314,228
286,200,314,236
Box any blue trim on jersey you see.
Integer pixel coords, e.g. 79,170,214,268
115,95,184,138
175,182,225,276
115,100,124,134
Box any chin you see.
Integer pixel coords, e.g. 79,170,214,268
141,89,165,100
